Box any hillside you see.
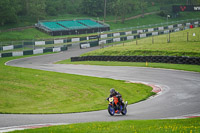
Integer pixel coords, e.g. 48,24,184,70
82,27,200,57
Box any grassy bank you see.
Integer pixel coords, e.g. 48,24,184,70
0,56,153,114
12,117,200,133
82,28,200,57
57,28,200,72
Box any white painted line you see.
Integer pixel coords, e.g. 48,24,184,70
161,114,200,120
158,27,164,31
140,34,146,38
113,38,120,42
113,33,120,37
127,36,134,40
35,41,45,46
53,47,61,52
100,34,107,38
33,49,43,54
72,38,80,42
54,39,64,44
125,31,132,35
81,43,90,49
168,25,173,29
99,40,106,45
12,51,23,57
3,45,14,51
0,123,69,133
148,28,154,32
152,32,158,36
137,30,143,34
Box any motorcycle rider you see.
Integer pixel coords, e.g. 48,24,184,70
107,88,126,108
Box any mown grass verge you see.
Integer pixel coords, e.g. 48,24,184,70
82,28,200,57
0,56,153,114
57,59,200,73
11,117,200,133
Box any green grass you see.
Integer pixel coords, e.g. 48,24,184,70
57,59,200,73
82,28,200,57
0,28,50,42
11,117,200,133
57,28,200,72
107,14,165,29
0,56,153,114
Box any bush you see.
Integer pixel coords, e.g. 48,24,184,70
157,11,167,17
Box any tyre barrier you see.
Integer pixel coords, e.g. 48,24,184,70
71,56,200,65
0,45,68,58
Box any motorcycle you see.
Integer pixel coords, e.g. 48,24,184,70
108,96,127,116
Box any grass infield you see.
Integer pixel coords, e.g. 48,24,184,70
57,59,200,73
11,117,200,133
0,56,154,114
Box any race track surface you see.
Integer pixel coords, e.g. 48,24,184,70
1,47,200,130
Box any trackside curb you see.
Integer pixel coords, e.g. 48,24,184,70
0,123,69,133
128,81,162,93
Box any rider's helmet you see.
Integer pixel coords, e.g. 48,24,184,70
110,88,115,95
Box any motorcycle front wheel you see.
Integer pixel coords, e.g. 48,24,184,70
108,105,115,116
121,107,127,115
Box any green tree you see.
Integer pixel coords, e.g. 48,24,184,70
191,0,200,4
0,0,18,25
45,0,58,16
81,0,104,16
27,0,46,21
118,0,136,23
137,0,148,18
111,0,121,23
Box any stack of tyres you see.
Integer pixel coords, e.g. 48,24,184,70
196,58,200,65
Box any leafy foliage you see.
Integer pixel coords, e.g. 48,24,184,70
0,0,18,25
81,0,104,17
0,0,199,26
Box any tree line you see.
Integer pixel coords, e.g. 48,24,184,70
0,0,199,26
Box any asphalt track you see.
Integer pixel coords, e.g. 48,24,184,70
1,46,200,131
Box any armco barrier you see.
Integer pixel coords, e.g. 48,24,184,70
90,41,99,47
1,52,12,58
0,45,68,58
24,41,34,45
23,50,33,55
43,48,53,53
71,56,200,65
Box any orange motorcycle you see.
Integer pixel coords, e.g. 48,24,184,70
108,96,127,116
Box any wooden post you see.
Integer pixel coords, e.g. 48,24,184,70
167,31,170,43
152,36,154,44
136,37,138,45
104,0,107,22
187,32,189,42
